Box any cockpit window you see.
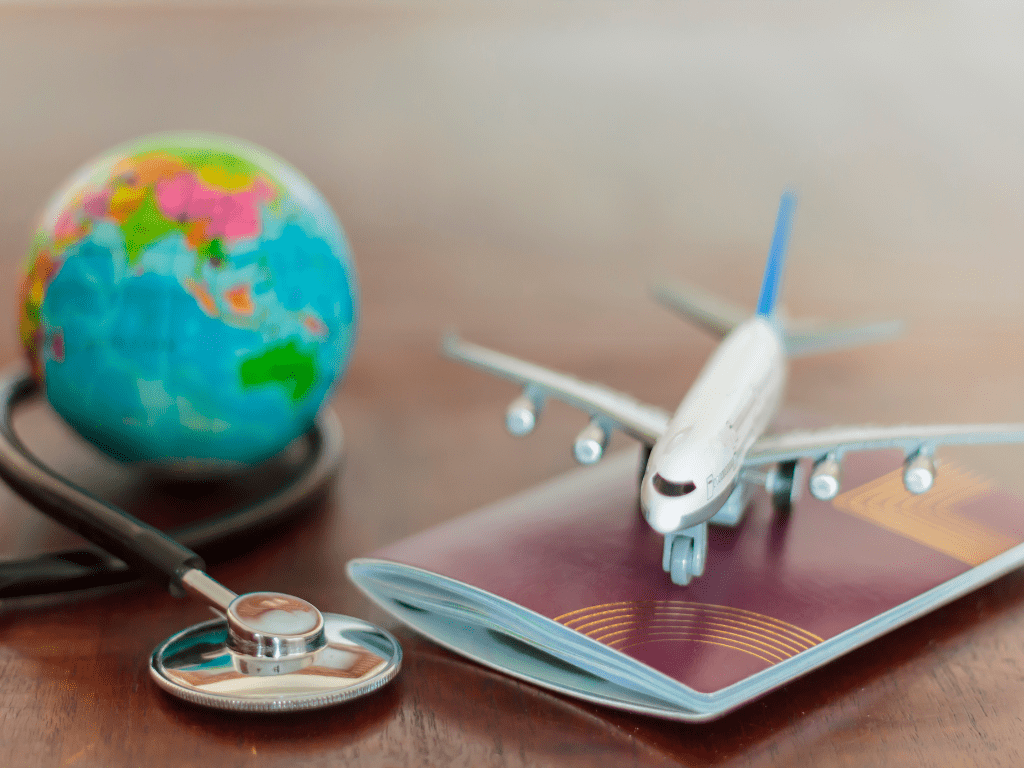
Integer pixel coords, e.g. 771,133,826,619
652,474,697,497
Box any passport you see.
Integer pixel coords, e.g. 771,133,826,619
348,447,1024,721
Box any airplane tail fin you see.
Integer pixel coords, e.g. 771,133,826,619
755,190,797,318
652,190,902,355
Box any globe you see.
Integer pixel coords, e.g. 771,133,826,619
18,132,358,468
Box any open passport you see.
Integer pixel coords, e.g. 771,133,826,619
347,448,1024,721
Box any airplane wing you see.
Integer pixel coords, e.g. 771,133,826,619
745,423,1024,466
651,281,902,357
441,334,671,445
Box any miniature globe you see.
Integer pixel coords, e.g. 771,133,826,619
18,133,358,467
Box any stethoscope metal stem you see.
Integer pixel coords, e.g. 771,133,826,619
180,568,237,611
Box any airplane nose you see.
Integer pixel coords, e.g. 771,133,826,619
646,510,679,534
641,483,681,533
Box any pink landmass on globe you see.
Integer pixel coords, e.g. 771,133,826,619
155,171,275,241
50,329,64,363
52,209,80,242
82,189,112,218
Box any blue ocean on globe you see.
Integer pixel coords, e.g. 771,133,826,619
20,133,358,467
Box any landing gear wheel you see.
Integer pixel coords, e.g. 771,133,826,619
663,524,708,586
770,459,800,513
669,536,695,586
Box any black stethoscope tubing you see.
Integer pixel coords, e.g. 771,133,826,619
0,367,342,601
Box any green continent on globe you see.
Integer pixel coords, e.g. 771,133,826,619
19,132,358,466
121,191,179,264
239,341,318,403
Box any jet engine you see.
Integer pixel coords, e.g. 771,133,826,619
505,392,543,436
808,455,842,501
573,419,609,464
903,450,936,494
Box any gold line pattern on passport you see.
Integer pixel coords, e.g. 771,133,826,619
832,463,1017,566
555,601,822,665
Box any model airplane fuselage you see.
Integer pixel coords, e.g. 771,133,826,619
642,315,784,534
443,192,1024,585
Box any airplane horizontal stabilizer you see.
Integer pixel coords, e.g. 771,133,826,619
651,280,902,358
650,281,748,339
783,319,904,358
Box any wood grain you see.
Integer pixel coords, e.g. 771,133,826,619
2,3,1024,765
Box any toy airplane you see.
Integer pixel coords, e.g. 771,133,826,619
443,192,1024,587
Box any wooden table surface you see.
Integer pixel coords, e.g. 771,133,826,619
3,3,1024,765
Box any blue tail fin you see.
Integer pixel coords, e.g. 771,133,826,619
755,191,797,317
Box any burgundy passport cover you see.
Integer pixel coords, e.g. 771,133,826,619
349,448,1024,720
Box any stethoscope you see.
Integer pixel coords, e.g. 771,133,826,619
0,367,401,713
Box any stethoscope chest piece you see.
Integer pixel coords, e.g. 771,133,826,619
150,608,402,713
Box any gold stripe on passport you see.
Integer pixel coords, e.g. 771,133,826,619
833,464,1017,566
